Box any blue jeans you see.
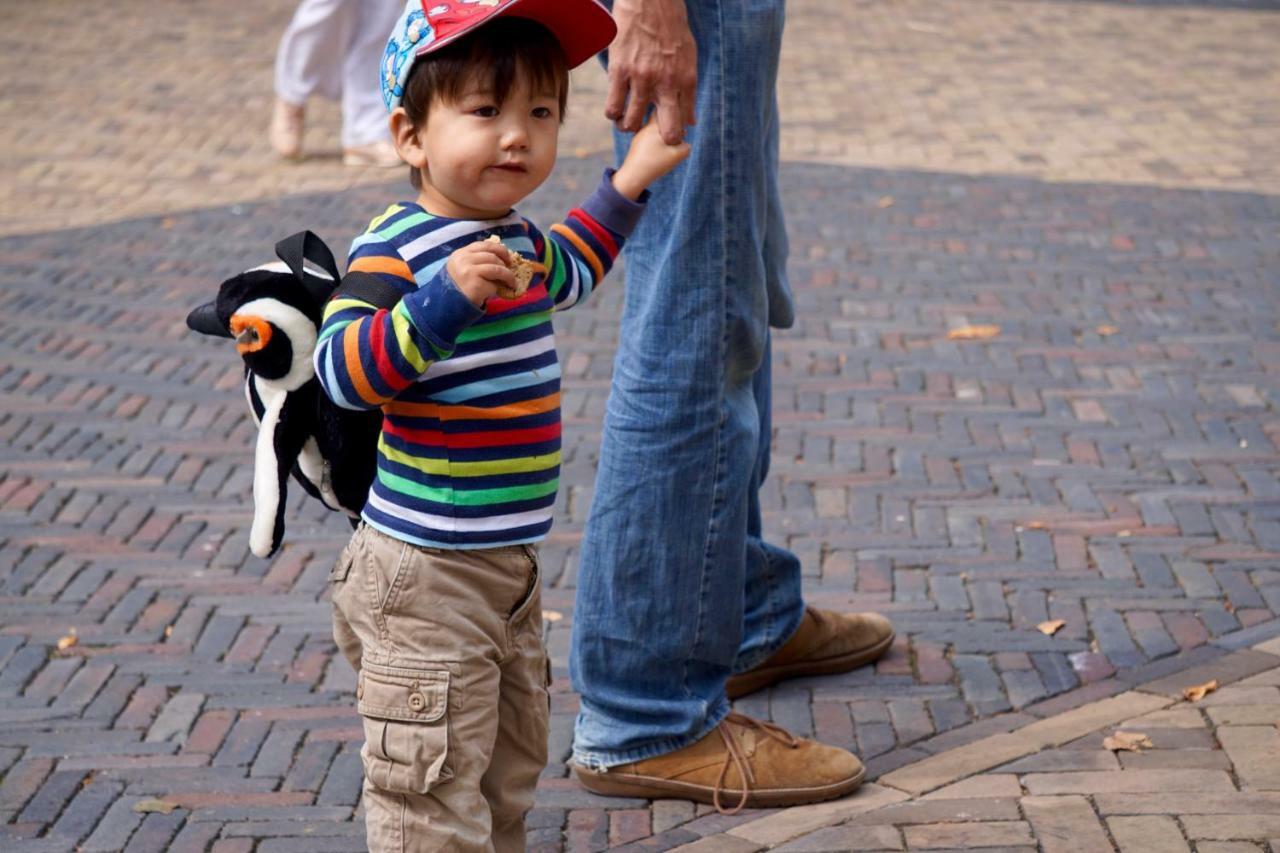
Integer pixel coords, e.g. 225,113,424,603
570,0,806,769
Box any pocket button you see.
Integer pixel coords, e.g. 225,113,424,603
408,692,426,712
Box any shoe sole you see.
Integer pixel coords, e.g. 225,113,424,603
574,763,866,809
726,630,896,700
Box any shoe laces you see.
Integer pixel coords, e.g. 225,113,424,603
713,712,800,815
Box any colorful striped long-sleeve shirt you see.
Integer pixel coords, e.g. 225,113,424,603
314,170,645,549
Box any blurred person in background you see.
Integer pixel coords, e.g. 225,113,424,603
269,0,403,166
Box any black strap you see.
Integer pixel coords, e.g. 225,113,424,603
333,271,405,311
275,231,341,306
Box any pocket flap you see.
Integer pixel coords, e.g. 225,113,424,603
329,551,354,583
358,661,448,723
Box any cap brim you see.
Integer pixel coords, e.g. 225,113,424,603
496,0,618,69
411,0,616,73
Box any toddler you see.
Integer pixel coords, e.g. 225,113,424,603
314,1,688,850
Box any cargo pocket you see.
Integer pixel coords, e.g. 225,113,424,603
357,661,454,794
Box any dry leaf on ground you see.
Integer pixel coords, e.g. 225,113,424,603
1183,680,1219,702
876,196,895,208
1103,731,1154,752
57,631,78,651
133,799,177,815
1037,619,1066,636
542,610,563,623
947,325,1001,341
1096,325,1119,336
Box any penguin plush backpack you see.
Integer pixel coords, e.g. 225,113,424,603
187,232,399,558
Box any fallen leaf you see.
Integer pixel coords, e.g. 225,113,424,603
947,325,1001,341
1183,680,1218,702
1117,529,1132,538
1037,619,1066,636
57,631,78,651
1096,325,1119,336
542,610,563,623
573,147,590,159
1103,731,1153,752
1025,520,1047,530
133,798,177,815
876,195,895,208
164,625,173,638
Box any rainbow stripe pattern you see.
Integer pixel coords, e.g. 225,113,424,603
314,171,644,548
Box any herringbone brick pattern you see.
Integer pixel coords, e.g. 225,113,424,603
4,0,1280,237
2,153,1277,849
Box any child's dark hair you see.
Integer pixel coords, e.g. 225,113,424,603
401,17,570,190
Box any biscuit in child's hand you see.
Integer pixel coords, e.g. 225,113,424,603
483,234,535,299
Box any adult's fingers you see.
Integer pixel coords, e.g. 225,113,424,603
682,83,697,128
620,77,653,133
604,65,629,122
655,93,684,145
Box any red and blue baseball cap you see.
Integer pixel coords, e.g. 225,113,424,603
382,0,616,112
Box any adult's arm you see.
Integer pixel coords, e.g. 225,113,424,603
605,0,698,144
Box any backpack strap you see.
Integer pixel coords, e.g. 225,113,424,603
332,271,406,311
275,231,341,306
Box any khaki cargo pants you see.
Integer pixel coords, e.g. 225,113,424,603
330,523,550,852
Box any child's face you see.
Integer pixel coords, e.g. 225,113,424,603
413,76,561,220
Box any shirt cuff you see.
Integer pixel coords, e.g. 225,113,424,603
401,267,484,352
582,169,649,238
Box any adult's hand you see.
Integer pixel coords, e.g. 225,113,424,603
605,0,697,144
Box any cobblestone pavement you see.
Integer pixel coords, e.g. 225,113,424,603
3,0,1280,851
4,0,1280,236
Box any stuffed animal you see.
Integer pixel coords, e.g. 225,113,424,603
186,231,387,558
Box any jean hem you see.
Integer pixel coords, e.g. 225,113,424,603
569,700,733,772
732,600,805,674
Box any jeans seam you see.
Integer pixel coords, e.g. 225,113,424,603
685,0,732,710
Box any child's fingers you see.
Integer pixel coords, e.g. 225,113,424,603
470,243,512,265
476,263,516,287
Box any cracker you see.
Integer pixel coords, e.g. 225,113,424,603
484,234,535,298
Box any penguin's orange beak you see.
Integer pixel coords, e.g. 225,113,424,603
230,315,272,355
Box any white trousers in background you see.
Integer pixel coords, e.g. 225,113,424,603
274,0,402,147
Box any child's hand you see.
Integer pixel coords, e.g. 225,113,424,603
446,242,516,308
612,120,692,201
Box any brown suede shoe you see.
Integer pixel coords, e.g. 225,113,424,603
726,607,895,700
573,713,864,813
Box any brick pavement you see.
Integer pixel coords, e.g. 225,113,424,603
4,0,1280,237
680,637,1280,852
3,151,1278,849
3,0,1280,850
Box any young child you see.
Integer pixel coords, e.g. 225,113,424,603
313,1,688,850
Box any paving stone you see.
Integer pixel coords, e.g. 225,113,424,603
1106,815,1191,853
727,785,908,847
774,823,903,851
1022,769,1236,796
1181,815,1280,841
1021,795,1112,853
670,835,764,853
902,820,1033,849
1216,726,1280,791
1135,650,1278,698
